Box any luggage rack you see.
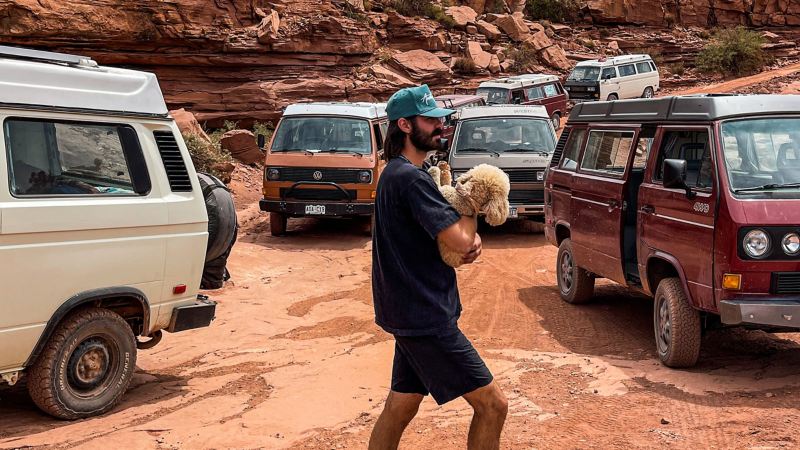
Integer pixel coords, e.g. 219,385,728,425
0,45,97,68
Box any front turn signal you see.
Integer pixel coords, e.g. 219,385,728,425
722,274,741,290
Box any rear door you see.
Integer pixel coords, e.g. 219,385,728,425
542,82,566,119
638,126,717,309
570,127,636,284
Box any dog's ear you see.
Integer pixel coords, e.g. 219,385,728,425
483,195,510,226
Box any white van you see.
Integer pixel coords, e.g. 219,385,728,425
0,46,221,419
564,54,660,102
447,105,557,219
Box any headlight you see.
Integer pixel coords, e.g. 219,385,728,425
358,170,372,183
743,229,771,258
782,233,800,255
266,168,280,180
587,87,596,92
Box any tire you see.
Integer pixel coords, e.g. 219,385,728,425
270,212,287,236
607,93,619,101
551,112,561,130
556,238,595,304
642,86,654,98
198,173,237,262
27,308,136,420
653,277,701,368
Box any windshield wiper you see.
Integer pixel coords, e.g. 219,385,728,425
271,148,317,155
734,182,800,193
504,148,552,156
457,148,500,157
323,149,364,158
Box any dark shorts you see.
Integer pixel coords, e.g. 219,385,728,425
391,327,493,405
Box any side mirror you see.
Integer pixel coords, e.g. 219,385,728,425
257,133,266,150
513,97,522,104
663,158,695,198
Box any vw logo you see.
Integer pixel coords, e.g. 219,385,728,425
312,170,323,181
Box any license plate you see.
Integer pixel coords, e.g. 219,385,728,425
509,207,518,218
305,205,326,215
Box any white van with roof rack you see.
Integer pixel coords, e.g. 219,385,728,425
564,54,660,102
0,46,226,419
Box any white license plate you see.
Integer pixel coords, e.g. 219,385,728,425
509,207,518,218
305,205,326,215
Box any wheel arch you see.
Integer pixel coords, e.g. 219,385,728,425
645,253,695,307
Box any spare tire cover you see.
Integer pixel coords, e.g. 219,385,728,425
198,173,237,262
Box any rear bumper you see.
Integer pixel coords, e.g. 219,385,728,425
167,295,217,333
719,299,800,328
511,203,545,216
260,199,373,217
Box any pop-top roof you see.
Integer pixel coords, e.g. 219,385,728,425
0,45,168,117
478,74,560,90
459,105,549,120
282,102,388,119
574,54,653,68
568,94,800,123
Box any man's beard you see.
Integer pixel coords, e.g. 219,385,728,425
409,120,441,152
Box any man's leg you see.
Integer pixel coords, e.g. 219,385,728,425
462,381,508,450
368,390,424,450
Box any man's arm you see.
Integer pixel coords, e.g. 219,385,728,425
438,216,482,263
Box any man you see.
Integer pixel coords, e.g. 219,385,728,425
369,85,508,450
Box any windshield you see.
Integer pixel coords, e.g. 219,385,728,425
476,88,511,105
454,118,555,154
721,118,800,192
270,117,373,154
567,66,601,82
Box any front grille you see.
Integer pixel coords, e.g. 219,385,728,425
281,187,356,201
509,189,544,204
504,169,543,183
278,167,363,184
773,273,800,294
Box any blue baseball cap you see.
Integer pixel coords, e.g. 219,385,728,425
386,84,455,121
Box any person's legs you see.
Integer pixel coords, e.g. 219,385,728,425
462,381,508,450
368,390,424,450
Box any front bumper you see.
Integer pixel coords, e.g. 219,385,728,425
167,295,217,333
511,204,545,216
719,299,800,328
260,199,373,217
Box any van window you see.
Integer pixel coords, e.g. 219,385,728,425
636,62,652,74
5,119,145,196
560,129,587,171
454,118,554,154
633,137,653,169
721,118,800,190
618,64,636,77
649,62,657,71
601,67,617,79
511,90,525,104
477,87,510,105
568,66,601,81
654,130,712,189
271,117,373,154
543,83,559,97
580,130,634,175
527,86,545,100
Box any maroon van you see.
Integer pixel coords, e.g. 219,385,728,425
436,94,485,147
544,94,800,368
476,74,568,130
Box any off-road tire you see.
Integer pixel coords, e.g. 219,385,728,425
27,308,136,420
551,112,561,130
654,277,701,368
642,86,655,98
556,238,595,304
270,212,287,236
607,93,619,101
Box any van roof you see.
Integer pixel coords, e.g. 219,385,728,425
478,74,560,90
436,94,484,107
568,94,800,123
574,54,653,68
282,102,388,119
0,45,168,117
459,105,549,120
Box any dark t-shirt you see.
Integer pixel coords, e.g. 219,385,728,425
372,156,462,336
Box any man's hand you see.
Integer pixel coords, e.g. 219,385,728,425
462,233,482,264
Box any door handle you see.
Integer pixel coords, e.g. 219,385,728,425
641,205,655,214
608,200,618,212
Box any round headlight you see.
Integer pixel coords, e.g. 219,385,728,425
358,170,372,183
782,233,800,255
266,168,280,180
743,229,771,258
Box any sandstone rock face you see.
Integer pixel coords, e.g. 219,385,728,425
445,6,479,28
476,20,502,40
172,108,212,143
467,41,493,69
386,12,446,51
583,0,800,27
389,50,451,84
466,0,487,14
221,130,265,165
495,13,530,41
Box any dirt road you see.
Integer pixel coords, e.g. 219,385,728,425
5,75,800,448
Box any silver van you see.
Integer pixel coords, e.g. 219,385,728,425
447,105,557,219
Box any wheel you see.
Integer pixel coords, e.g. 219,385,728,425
642,86,654,98
270,212,287,236
653,277,701,368
606,93,619,101
27,308,136,420
551,112,561,130
556,238,595,304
